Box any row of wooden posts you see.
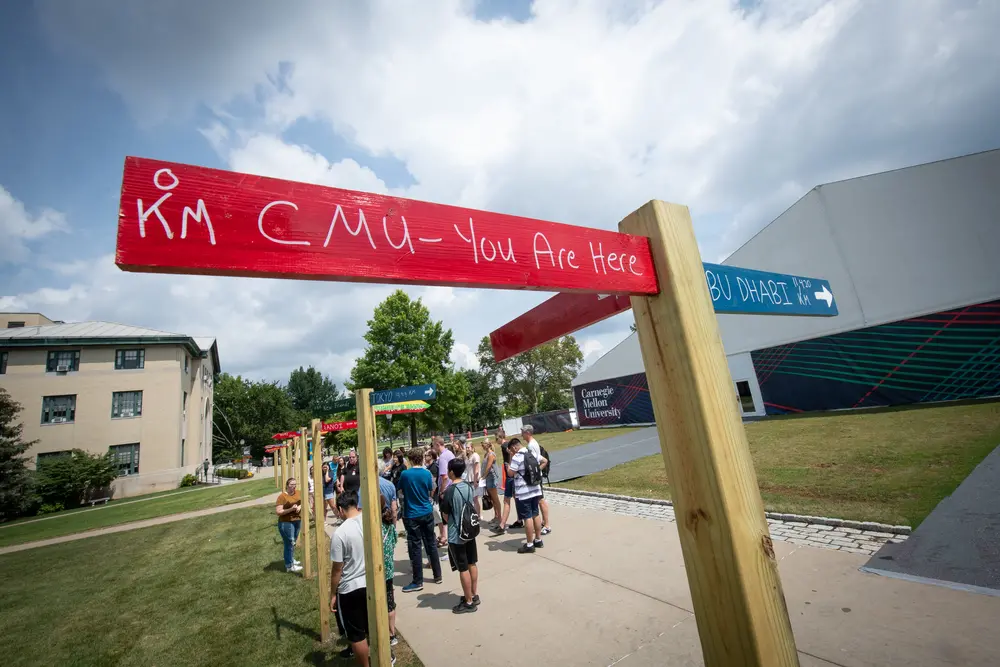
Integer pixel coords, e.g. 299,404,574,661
271,389,393,667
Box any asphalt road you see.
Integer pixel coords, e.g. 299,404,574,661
863,443,1000,593
547,426,661,483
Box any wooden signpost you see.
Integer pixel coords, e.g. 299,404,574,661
298,429,313,579
113,157,814,667
310,418,332,643
355,389,392,667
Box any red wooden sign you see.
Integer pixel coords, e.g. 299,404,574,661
115,157,658,295
490,292,632,362
271,431,299,440
322,420,358,433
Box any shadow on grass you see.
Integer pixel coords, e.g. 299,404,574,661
263,560,289,573
271,606,322,642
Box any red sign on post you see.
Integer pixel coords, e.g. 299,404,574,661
116,157,659,295
490,292,632,362
322,420,358,433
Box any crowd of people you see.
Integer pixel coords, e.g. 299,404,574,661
273,424,552,665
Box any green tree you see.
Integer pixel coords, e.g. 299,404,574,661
463,367,501,429
0,389,38,520
349,290,456,446
34,450,118,510
213,374,301,462
287,366,338,420
476,334,584,415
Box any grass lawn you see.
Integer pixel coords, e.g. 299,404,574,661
0,506,423,667
0,478,279,548
558,401,1000,527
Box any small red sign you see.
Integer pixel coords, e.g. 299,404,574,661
490,292,632,362
271,431,299,440
322,420,358,433
115,157,658,295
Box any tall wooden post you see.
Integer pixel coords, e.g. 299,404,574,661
621,201,799,667
311,418,332,643
273,450,279,489
281,443,289,489
357,389,391,667
299,429,313,579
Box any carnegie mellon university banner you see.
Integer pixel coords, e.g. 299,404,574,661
574,372,654,427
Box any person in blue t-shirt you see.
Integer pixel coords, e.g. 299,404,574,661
398,448,442,592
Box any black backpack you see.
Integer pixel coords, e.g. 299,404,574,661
521,450,543,487
456,483,480,542
539,446,551,473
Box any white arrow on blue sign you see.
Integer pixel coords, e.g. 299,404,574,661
702,263,837,317
371,383,438,406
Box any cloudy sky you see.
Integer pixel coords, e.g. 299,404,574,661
2,0,998,385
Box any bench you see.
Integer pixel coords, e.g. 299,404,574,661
88,497,111,507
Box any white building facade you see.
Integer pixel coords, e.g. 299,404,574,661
573,149,1000,426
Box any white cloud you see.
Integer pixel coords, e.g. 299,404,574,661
0,185,69,263
20,0,1000,383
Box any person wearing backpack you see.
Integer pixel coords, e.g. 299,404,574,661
509,437,545,554
441,457,480,614
521,424,552,536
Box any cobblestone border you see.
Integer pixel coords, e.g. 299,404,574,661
545,486,912,535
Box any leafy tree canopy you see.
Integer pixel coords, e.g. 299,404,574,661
286,366,338,420
476,334,584,415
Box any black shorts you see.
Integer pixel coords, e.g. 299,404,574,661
336,587,368,644
447,540,479,573
385,577,396,613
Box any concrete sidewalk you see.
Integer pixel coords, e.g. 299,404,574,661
380,502,1000,666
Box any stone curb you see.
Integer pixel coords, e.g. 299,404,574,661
544,486,912,535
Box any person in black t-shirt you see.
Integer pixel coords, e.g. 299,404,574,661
339,449,361,499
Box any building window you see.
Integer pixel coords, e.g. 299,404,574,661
180,438,185,466
42,395,77,424
6,321,25,328
115,348,145,370
182,391,187,420
111,391,143,418
37,450,71,464
0,351,7,374
184,355,189,373
46,350,80,372
109,443,140,476
735,381,755,414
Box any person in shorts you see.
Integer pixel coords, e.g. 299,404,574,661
329,492,378,665
490,438,523,534
441,457,480,614
509,438,544,554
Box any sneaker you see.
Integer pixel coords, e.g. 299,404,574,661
286,564,303,572
452,600,478,614
339,646,353,658
402,582,423,593
541,526,552,535
510,520,524,529
433,577,443,585
533,539,544,549
517,543,535,554
489,525,506,535
293,559,302,566
391,651,397,665
390,634,399,646
472,594,481,606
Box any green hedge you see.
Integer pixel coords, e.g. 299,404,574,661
215,468,250,480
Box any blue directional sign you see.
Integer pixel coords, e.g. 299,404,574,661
702,263,838,317
371,383,438,406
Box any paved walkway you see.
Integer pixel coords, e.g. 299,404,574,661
548,427,660,482
0,493,279,556
864,443,1000,593
367,492,1000,666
